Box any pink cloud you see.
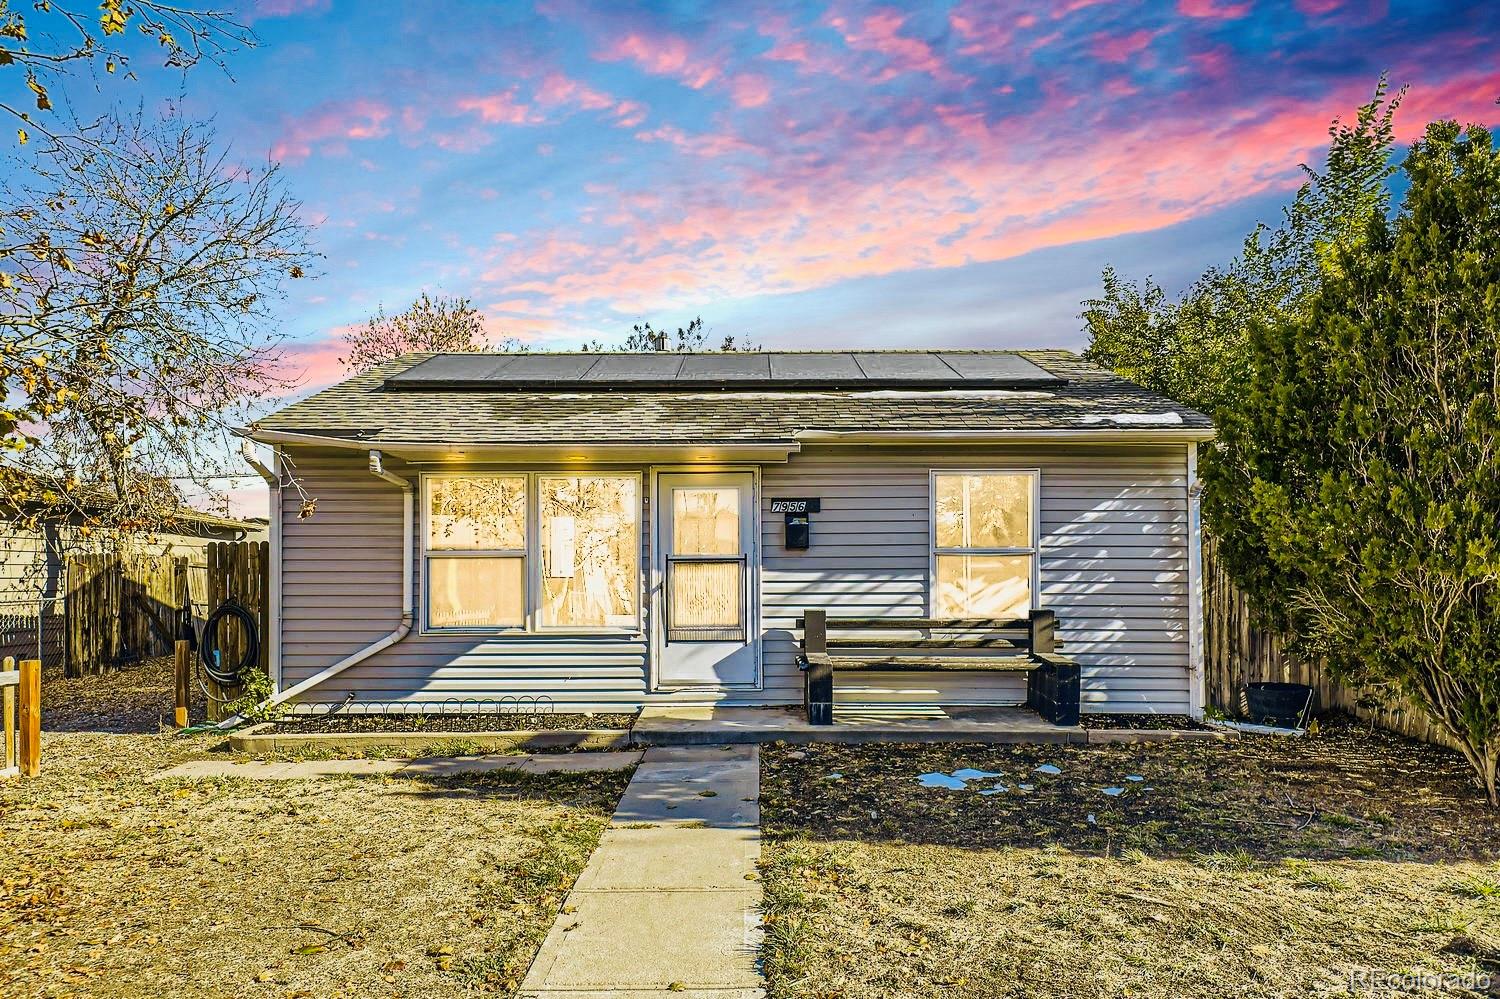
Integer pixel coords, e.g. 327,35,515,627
534,72,649,126
828,9,964,84
633,124,753,158
272,333,351,391
220,484,270,521
1178,0,1254,18
600,31,721,89
1050,0,1111,16
536,73,616,110
470,68,1500,319
1091,29,1156,63
729,73,772,108
455,89,539,125
271,99,392,163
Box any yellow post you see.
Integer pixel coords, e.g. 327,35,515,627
174,640,191,728
19,659,40,778
2,655,15,772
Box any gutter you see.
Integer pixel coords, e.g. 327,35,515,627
238,428,803,463
218,449,413,728
794,428,1217,444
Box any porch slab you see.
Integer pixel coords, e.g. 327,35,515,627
632,705,1086,746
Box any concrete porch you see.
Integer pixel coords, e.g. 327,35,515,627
632,704,1087,746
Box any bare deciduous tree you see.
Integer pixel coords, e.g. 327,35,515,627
1,0,249,148
339,293,524,373
0,108,318,538
580,316,759,351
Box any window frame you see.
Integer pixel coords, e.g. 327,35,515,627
928,468,1041,621
419,470,644,636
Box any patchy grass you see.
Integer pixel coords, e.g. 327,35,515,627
759,720,1500,998
1,731,630,998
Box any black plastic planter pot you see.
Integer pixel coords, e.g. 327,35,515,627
1244,682,1315,728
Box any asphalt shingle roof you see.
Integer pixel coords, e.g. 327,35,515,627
253,350,1213,445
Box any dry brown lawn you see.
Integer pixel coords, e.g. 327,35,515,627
759,721,1500,999
1,728,628,998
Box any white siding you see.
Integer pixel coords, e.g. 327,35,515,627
277,444,1192,714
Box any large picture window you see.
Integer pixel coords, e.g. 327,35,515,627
540,476,640,629
423,473,639,632
931,470,1037,620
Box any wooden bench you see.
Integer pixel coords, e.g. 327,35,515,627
796,609,1081,727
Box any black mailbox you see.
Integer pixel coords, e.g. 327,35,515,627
771,498,819,550
785,513,810,550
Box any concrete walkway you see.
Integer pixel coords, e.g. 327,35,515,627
520,745,764,998
149,750,642,782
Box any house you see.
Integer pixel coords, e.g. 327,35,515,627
242,350,1213,721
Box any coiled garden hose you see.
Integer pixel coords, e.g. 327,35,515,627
199,599,260,689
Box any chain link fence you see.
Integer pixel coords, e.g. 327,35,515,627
0,595,64,670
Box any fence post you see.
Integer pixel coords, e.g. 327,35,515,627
19,658,40,777
2,655,14,773
174,640,192,728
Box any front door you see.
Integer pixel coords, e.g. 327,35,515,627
654,472,759,688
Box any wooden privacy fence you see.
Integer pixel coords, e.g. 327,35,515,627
1203,535,1458,750
204,541,270,677
65,553,187,676
63,542,270,699
1,657,41,778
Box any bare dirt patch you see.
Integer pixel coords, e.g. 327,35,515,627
1,732,630,998
1081,712,1204,731
759,719,1500,998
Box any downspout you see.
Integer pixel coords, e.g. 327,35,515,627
1186,443,1206,721
218,449,413,728
239,440,282,693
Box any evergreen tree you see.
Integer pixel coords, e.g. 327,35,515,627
1206,121,1500,803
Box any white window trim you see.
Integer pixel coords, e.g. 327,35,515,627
927,468,1041,619
419,470,644,636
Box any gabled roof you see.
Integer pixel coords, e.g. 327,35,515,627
249,350,1213,454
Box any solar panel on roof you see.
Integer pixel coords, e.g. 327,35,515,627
389,354,520,382
937,352,1063,384
852,353,961,379
382,350,1068,390
679,353,772,379
768,353,865,380
583,353,686,380
485,354,599,380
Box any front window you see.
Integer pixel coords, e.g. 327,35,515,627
423,473,639,631
539,476,640,629
931,470,1036,620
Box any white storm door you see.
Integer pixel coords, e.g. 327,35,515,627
655,472,759,688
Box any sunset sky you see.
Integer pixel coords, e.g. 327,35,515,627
69,0,1500,398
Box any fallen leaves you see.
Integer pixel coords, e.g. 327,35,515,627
0,729,628,997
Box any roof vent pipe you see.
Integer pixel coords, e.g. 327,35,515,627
217,449,413,727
